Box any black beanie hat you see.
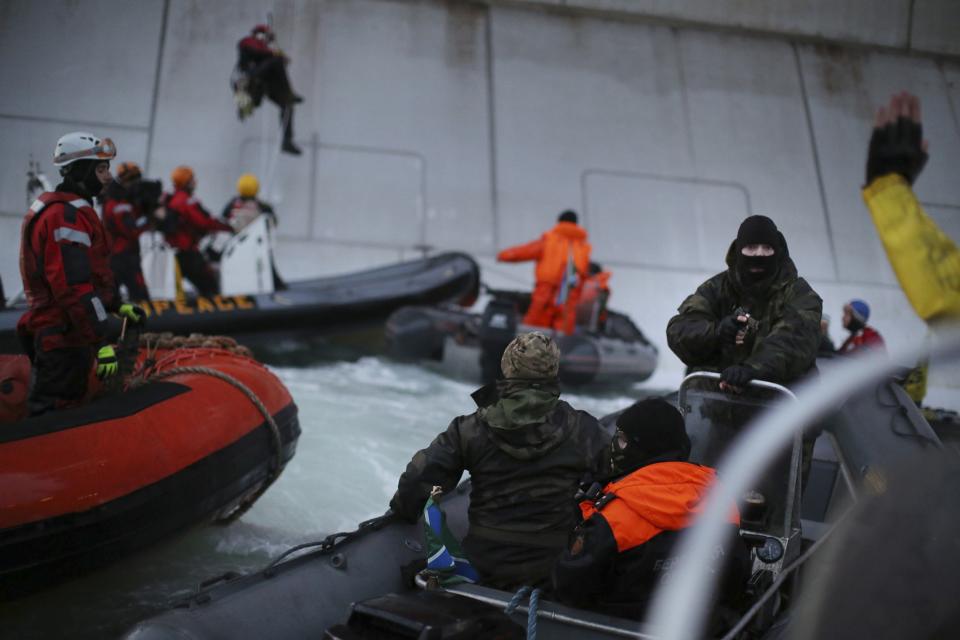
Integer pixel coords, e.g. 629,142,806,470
615,398,691,461
558,210,578,224
735,215,779,251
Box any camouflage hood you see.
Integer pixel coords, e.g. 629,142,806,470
474,379,567,460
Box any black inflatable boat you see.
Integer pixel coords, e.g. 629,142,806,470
0,252,479,356
386,291,658,387
123,368,944,639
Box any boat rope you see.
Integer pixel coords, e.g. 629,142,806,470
127,333,281,524
504,586,541,640
262,512,396,574
135,364,284,524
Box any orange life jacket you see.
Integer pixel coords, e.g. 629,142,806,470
498,222,591,287
579,461,739,553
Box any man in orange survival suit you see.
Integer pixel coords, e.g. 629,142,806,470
553,398,749,621
497,210,591,335
19,132,146,415
164,166,233,297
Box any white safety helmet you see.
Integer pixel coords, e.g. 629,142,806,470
53,131,117,168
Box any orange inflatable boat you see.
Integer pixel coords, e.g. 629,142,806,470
0,335,300,599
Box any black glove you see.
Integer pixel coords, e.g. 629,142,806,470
721,365,755,388
717,315,743,344
866,116,928,186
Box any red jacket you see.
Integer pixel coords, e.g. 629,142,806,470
238,36,279,70
164,190,232,252
102,181,148,256
18,192,115,350
238,35,273,56
838,326,885,355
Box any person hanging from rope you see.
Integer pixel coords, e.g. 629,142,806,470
102,161,151,301
496,210,592,335
235,24,303,156
18,132,146,415
221,173,286,289
163,166,234,297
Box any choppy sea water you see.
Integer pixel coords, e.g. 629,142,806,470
0,357,648,639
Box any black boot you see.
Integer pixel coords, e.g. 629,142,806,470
280,105,301,155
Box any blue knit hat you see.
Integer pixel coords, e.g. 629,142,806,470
848,299,870,323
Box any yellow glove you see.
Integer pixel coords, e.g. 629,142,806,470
96,345,118,379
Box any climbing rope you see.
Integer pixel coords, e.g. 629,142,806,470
504,586,541,640
126,333,282,524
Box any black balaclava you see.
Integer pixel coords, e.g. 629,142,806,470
734,215,782,286
610,398,691,476
58,159,105,202
558,210,578,224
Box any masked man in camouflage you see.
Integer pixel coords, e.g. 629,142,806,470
390,332,609,590
667,215,822,390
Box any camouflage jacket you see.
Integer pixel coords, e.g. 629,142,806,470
390,380,608,574
666,242,822,386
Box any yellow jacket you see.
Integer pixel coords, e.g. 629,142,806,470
862,174,960,323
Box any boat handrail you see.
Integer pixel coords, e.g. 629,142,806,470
678,371,798,408
678,371,802,538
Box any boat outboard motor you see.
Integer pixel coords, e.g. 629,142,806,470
478,298,517,384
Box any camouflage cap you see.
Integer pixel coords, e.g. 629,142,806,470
501,331,561,379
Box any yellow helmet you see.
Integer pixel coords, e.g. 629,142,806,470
236,173,259,198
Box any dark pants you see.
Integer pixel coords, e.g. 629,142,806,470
176,249,220,297
28,344,93,416
248,57,296,143
252,56,294,106
111,251,150,301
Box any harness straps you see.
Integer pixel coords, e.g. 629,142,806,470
592,491,617,511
